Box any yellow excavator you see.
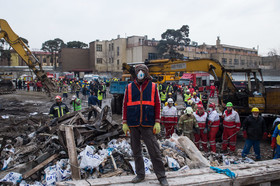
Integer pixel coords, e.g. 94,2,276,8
121,58,280,117
0,19,56,95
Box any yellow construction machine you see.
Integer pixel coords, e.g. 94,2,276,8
122,59,280,117
0,19,56,95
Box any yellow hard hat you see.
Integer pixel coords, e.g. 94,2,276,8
168,92,172,95
251,107,259,112
193,92,197,95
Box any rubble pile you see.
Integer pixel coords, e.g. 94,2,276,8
0,107,258,185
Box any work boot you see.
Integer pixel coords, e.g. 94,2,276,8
131,175,145,183
159,178,169,186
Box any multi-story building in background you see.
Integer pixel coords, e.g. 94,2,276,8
180,37,261,69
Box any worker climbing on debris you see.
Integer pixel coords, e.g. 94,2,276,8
88,91,99,121
177,107,198,142
70,95,82,112
161,98,178,139
271,121,280,159
49,95,70,118
242,107,267,160
122,64,168,186
193,104,208,152
222,102,241,154
208,102,220,153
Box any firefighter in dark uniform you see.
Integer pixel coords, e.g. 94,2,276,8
49,95,70,118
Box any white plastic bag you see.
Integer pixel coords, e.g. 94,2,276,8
129,157,152,175
166,156,180,169
79,145,103,170
0,172,22,184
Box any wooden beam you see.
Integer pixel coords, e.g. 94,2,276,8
23,154,59,179
65,125,81,180
57,159,280,186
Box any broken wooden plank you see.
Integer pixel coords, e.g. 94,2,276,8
65,125,81,180
57,159,280,186
23,154,59,179
100,168,123,178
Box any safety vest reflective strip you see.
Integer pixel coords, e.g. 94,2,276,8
103,85,106,91
127,83,156,106
54,107,61,117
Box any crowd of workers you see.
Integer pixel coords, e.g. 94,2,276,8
158,81,280,160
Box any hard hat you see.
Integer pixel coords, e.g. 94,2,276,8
186,90,190,93
55,95,62,100
209,102,216,108
197,104,204,110
193,92,197,96
167,98,174,103
168,92,172,95
187,100,193,105
226,102,233,107
72,95,76,100
76,82,79,84
185,107,193,114
251,107,259,112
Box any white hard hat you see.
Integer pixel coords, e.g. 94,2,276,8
167,98,174,103
72,95,77,100
186,89,190,93
185,107,193,114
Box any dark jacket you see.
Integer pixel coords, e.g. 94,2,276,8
243,115,267,140
49,102,70,118
88,95,98,106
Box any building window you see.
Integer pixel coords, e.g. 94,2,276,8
97,58,102,64
117,47,120,56
111,57,114,63
109,44,111,51
109,58,111,63
234,59,239,65
111,43,114,51
222,58,227,65
148,53,157,60
229,59,232,65
96,44,102,52
117,59,120,65
241,60,245,66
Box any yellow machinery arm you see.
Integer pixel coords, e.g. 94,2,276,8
148,59,236,92
0,19,56,94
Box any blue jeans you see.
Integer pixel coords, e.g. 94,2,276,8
242,139,261,159
274,144,280,159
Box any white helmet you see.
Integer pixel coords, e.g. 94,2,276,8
72,95,77,100
185,107,193,114
186,89,190,93
167,98,174,103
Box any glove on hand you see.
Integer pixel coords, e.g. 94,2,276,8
243,131,247,139
262,132,268,140
271,137,277,149
153,122,161,134
122,123,130,136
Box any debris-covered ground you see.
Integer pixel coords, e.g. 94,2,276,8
0,90,275,185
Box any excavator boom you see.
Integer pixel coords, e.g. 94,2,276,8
0,19,56,94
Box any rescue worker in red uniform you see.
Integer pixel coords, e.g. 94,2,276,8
208,102,220,153
209,84,216,98
161,98,178,138
122,64,168,186
222,102,241,153
193,104,208,152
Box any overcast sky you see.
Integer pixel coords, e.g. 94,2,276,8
2,0,280,56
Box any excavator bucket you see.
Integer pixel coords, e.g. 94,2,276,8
0,79,15,94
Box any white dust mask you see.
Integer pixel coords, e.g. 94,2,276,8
137,70,145,80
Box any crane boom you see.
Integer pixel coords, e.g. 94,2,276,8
0,19,56,94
